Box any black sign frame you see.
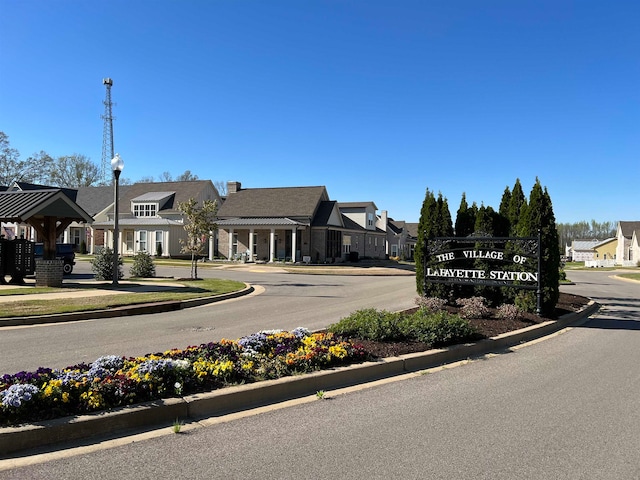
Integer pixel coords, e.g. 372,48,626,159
424,233,542,315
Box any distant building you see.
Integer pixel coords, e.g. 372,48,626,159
615,221,640,266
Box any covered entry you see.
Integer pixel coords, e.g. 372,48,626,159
0,189,93,286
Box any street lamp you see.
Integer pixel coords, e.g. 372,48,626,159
111,153,124,285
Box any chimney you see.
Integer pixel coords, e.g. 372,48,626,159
227,181,242,194
377,209,388,230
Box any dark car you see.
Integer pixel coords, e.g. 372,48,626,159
34,243,76,275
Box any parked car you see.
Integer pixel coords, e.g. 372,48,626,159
34,243,76,275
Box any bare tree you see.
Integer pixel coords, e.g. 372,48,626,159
177,197,217,279
175,170,199,182
214,180,227,196
159,171,173,182
136,176,156,183
0,132,52,185
47,154,100,187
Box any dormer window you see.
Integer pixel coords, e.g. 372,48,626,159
130,191,175,218
133,203,157,217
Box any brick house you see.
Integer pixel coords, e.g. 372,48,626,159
215,182,387,263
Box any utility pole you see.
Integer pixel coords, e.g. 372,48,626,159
101,78,114,184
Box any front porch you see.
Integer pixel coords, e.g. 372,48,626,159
217,219,309,263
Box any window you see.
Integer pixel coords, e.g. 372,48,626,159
139,231,147,252
391,245,398,257
232,233,238,255
125,231,134,252
252,235,258,256
343,235,351,253
367,213,374,227
155,231,163,256
133,203,157,217
70,228,81,246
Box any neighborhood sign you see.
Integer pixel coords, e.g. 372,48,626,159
424,234,542,313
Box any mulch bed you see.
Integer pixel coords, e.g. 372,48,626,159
354,292,590,358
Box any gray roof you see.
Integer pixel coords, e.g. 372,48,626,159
132,191,175,202
217,186,328,219
93,217,184,227
572,239,600,251
311,201,339,227
619,221,640,238
338,201,378,210
76,180,218,216
216,217,305,227
0,190,93,223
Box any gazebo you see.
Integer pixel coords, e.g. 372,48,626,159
0,189,93,286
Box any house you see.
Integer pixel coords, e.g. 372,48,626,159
71,180,221,257
567,239,600,262
378,211,417,260
585,237,617,267
615,221,640,266
215,182,387,263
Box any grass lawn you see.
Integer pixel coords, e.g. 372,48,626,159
0,278,245,318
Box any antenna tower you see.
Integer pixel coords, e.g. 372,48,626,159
101,78,115,183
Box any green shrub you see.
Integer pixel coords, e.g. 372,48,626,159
90,247,124,281
328,309,404,341
329,307,478,348
130,251,156,278
401,309,478,347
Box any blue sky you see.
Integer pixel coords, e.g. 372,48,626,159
1,0,638,224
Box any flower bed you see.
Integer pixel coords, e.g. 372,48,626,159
0,328,367,426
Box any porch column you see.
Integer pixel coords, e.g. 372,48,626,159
90,228,95,254
228,228,234,260
208,230,214,261
248,229,255,261
269,228,275,262
291,227,297,262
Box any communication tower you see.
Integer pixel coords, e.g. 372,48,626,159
101,78,115,183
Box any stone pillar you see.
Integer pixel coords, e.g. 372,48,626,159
35,259,64,287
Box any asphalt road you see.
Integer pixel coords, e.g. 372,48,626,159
0,260,417,373
2,269,639,479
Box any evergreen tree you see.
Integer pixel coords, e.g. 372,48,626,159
415,189,437,296
455,193,475,237
415,190,453,297
495,186,511,237
472,205,502,304
508,179,527,235
437,193,454,237
518,179,560,316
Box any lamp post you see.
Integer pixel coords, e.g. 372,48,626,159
111,153,124,285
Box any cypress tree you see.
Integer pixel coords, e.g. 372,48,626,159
508,179,527,236
415,189,437,296
495,187,511,237
518,178,560,316
455,193,475,237
416,189,453,298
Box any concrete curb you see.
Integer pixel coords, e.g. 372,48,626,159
0,284,255,327
0,300,599,456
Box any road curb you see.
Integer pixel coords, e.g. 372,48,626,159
0,284,255,327
0,300,599,456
